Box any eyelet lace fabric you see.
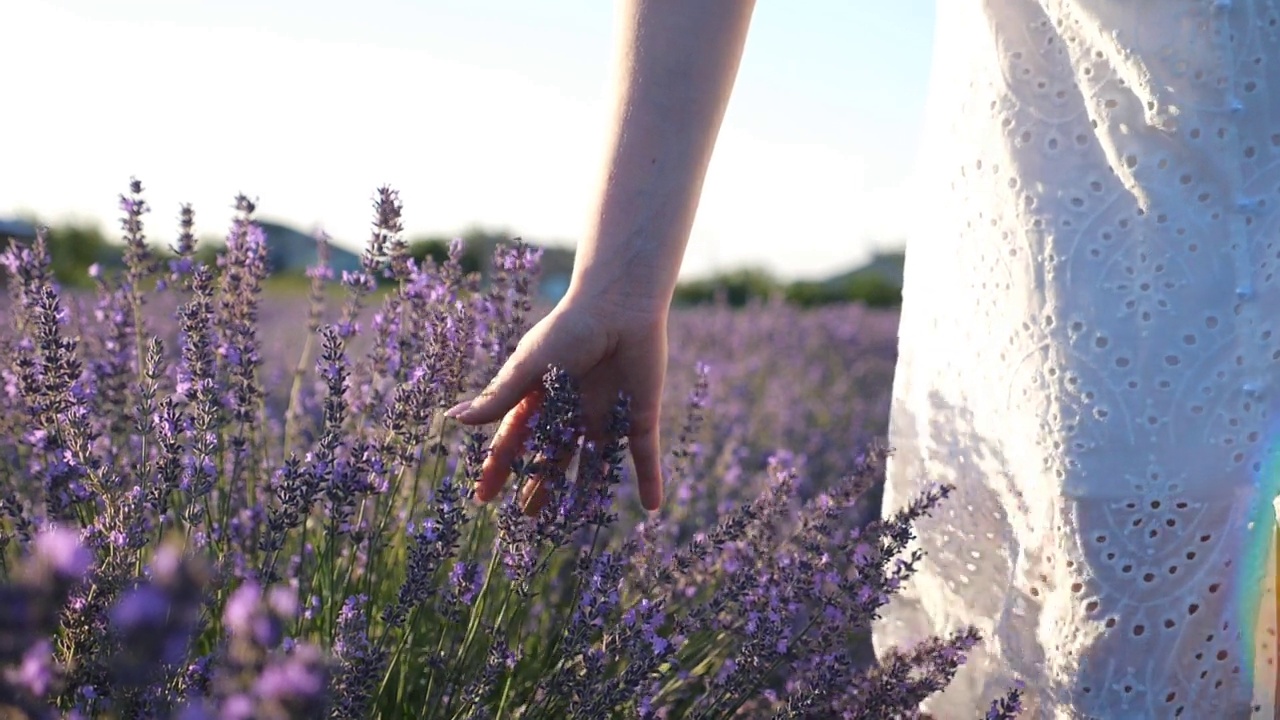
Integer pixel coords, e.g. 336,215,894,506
876,1,1280,717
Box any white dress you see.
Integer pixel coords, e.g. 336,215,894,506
877,1,1280,717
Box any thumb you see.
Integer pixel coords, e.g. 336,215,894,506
448,342,549,426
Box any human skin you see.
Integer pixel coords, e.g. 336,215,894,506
446,0,757,511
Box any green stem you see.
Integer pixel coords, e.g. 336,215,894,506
321,511,339,638
422,623,453,718
376,606,421,709
335,500,369,607
457,546,502,660
131,297,149,482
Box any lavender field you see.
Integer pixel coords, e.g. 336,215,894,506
0,184,1021,718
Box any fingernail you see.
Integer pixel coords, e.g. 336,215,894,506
445,400,473,419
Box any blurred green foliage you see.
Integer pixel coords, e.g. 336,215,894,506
405,235,485,275
672,267,781,307
43,223,120,286
672,266,902,309
784,273,901,309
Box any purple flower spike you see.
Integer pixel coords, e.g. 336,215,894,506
222,583,262,639
33,527,92,581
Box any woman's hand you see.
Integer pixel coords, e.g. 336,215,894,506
446,292,668,512
445,0,756,514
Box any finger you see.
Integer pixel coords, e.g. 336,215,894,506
518,477,550,515
572,389,615,489
476,391,543,503
519,439,578,516
575,430,607,487
450,342,550,426
630,420,664,512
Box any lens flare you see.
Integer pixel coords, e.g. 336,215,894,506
1238,431,1280,705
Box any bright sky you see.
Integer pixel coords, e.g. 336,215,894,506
2,1,935,281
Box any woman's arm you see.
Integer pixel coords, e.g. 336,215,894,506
567,0,756,316
450,0,755,512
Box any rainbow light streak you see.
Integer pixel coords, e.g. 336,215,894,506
1236,408,1280,697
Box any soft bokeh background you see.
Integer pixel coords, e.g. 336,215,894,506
2,0,935,282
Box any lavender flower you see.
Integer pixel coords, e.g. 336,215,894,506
0,529,93,716
251,643,329,720
31,527,92,580
119,178,158,297
986,683,1025,720
330,595,386,720
177,264,221,506
7,639,53,698
0,184,1014,719
384,474,466,628
169,202,199,283
107,546,210,698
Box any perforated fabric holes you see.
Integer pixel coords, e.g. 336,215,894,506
876,0,1280,716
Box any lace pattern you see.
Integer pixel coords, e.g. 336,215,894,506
877,1,1280,717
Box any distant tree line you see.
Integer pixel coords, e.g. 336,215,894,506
5,221,491,288
1,221,230,288
6,220,902,308
672,267,901,309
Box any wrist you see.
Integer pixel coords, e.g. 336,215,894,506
564,270,673,322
